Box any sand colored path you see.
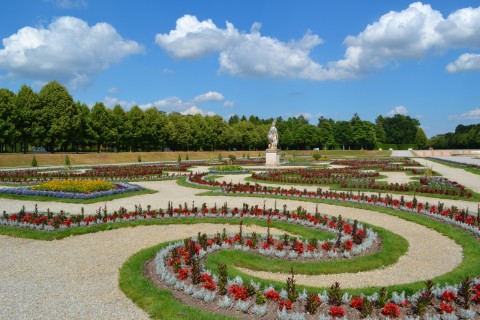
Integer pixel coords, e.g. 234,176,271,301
0,179,465,319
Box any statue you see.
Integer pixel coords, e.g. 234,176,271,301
268,120,278,150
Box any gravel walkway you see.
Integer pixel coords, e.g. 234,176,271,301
414,158,480,194
0,179,465,319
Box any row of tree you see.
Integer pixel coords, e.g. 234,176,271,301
430,124,480,149
0,81,429,153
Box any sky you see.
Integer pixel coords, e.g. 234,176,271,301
0,1,480,137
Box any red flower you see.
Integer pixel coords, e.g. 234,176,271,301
382,302,401,318
203,281,216,291
441,290,457,302
350,296,363,310
322,241,333,251
246,239,253,247
229,284,248,300
440,302,454,314
177,269,188,280
279,299,293,311
200,273,212,283
343,239,353,250
261,243,271,250
275,242,284,250
265,290,280,302
329,306,345,318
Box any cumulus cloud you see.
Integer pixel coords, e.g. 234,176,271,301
223,100,235,108
181,105,216,116
446,53,480,73
0,16,143,88
387,105,408,116
107,87,119,94
192,91,224,103
449,108,480,120
138,91,224,115
103,96,136,109
46,0,87,8
155,4,480,80
296,112,323,122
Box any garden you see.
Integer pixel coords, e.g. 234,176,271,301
1,155,480,319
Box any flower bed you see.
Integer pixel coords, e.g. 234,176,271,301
209,164,250,174
154,236,480,319
31,179,115,193
186,173,480,236
0,181,142,200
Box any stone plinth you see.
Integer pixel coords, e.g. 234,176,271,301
265,149,280,167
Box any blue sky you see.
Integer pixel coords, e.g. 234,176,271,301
1,0,479,137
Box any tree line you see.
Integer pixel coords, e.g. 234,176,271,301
0,81,429,153
430,124,480,149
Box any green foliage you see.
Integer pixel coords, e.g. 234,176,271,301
31,156,38,167
312,152,321,161
213,164,243,172
305,292,321,315
255,291,266,305
361,299,373,318
217,264,228,295
137,155,141,162
328,282,342,306
185,154,189,161
459,275,472,309
430,123,480,149
177,154,181,162
286,268,298,302
64,155,71,166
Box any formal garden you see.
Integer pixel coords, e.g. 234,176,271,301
1,150,480,320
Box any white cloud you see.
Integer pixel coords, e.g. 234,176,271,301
0,16,143,89
46,0,87,8
156,5,480,80
107,87,119,94
104,96,136,109
181,106,216,116
449,108,480,120
223,100,235,108
155,15,327,80
446,53,480,73
296,112,323,122
387,105,408,116
192,91,224,103
138,91,223,114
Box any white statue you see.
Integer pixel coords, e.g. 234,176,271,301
268,120,278,150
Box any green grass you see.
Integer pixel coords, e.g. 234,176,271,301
116,201,480,318
204,225,406,275
119,241,236,320
426,158,480,176
0,188,157,204
245,176,480,202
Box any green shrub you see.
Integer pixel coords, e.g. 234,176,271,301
137,155,142,162
31,156,38,167
64,155,71,166
177,154,182,162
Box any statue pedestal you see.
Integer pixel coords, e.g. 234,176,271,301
265,149,280,167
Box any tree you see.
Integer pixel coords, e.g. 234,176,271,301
334,121,353,150
414,128,428,149
382,114,420,144
318,120,335,150
0,89,17,152
38,81,75,153
15,85,41,153
352,121,377,149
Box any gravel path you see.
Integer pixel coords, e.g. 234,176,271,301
414,158,480,193
0,180,465,319
0,224,283,320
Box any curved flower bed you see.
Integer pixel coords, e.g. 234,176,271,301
187,173,480,236
0,182,142,200
31,179,115,193
154,235,480,319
